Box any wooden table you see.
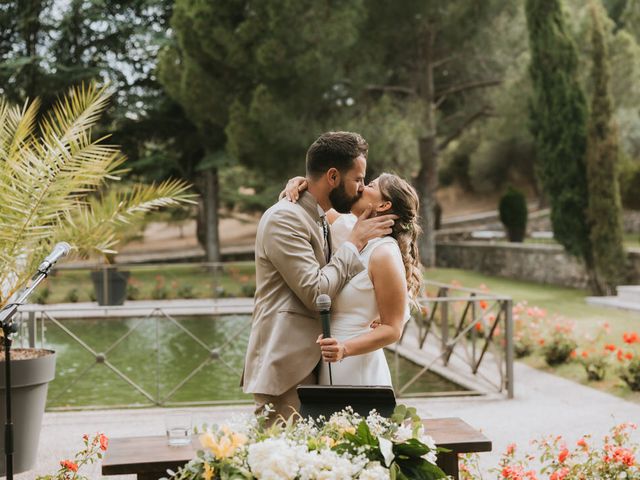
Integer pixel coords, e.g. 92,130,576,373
102,417,491,479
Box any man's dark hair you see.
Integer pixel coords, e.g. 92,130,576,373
306,131,368,179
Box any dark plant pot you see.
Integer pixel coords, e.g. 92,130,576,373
0,348,56,475
90,269,130,306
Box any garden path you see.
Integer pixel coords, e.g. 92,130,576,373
18,360,640,479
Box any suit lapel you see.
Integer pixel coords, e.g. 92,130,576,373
297,192,327,266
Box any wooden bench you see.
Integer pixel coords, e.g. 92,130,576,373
102,417,491,480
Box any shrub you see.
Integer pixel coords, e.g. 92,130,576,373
461,423,638,479
240,283,256,298
576,349,610,381
214,286,228,298
177,284,196,299
512,301,546,358
543,336,578,366
32,286,51,305
617,331,640,390
64,288,80,303
620,355,640,391
36,432,108,480
126,279,141,301
542,323,578,366
151,275,168,300
499,186,528,242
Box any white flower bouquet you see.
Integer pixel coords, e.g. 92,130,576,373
167,405,448,479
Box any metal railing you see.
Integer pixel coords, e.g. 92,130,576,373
394,280,514,398
15,300,254,410
16,274,514,409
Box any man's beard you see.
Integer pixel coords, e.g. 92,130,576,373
329,181,360,214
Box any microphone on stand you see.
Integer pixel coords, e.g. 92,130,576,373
1,241,70,480
316,294,333,385
35,242,71,277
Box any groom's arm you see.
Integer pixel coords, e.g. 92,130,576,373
263,208,364,312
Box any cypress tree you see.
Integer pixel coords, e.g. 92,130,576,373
586,3,627,294
525,0,593,273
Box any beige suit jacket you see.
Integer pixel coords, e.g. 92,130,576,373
242,192,365,396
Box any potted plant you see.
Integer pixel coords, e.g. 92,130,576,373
0,83,194,473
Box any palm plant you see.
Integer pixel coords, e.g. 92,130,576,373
0,83,196,308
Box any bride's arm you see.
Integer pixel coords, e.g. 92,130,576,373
318,244,407,362
279,176,307,202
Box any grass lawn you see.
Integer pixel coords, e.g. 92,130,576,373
426,267,640,403
522,233,640,249
40,262,256,304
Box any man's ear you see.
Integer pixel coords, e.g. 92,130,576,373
326,168,340,187
376,201,392,213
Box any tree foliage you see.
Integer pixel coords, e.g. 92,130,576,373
526,0,592,263
0,84,194,307
585,2,628,293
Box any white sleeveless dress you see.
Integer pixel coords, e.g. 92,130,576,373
319,215,410,386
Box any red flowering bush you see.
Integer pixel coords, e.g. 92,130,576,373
541,320,578,366
574,348,612,381
572,322,616,381
460,423,638,479
619,332,640,391
36,433,108,480
512,302,546,358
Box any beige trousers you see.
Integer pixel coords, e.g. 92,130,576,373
253,371,316,427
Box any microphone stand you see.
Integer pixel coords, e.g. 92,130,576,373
0,266,51,480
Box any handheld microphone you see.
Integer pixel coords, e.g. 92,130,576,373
316,294,331,339
316,294,333,385
36,242,71,276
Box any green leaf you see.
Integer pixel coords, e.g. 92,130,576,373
393,438,430,457
356,420,378,446
395,458,448,480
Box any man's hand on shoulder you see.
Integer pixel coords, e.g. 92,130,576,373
347,204,397,251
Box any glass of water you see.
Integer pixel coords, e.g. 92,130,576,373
165,411,192,446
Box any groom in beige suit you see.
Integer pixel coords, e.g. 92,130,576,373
242,131,395,423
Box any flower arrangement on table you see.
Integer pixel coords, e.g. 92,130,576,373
168,405,448,479
35,432,108,480
460,422,638,480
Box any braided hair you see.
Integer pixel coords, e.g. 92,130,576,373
377,173,423,300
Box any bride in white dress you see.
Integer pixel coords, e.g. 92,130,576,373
285,173,422,387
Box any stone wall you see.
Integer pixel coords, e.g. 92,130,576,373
624,210,640,234
436,241,640,289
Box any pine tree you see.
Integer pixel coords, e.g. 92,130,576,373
586,2,628,294
158,0,366,260
525,0,593,269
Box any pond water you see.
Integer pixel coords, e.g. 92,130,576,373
41,315,466,410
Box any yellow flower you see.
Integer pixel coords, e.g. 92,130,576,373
231,432,248,448
199,433,234,459
199,430,247,459
203,463,215,480
320,436,336,448
340,426,356,435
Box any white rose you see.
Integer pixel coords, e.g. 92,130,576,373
248,438,301,480
393,425,412,443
